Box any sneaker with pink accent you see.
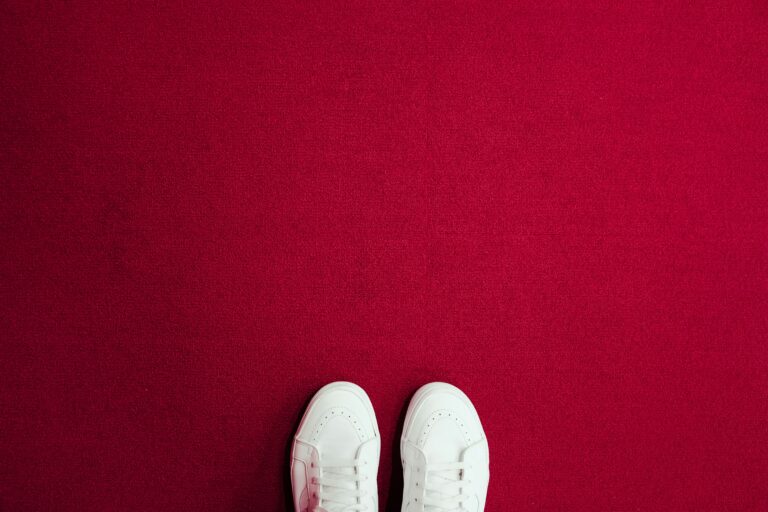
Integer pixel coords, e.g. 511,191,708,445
291,382,380,512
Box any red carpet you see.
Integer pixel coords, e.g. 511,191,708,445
2,2,767,510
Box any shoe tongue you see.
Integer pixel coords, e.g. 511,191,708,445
330,464,357,480
419,415,474,510
425,449,464,511
424,466,461,510
319,463,358,512
427,466,461,485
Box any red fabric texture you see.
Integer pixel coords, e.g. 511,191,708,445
2,2,767,510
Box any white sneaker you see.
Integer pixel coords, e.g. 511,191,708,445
291,382,380,512
400,383,490,512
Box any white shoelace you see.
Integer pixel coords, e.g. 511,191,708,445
312,458,369,512
422,462,471,512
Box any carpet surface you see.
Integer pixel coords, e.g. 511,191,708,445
2,2,767,511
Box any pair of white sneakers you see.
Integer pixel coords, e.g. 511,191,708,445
291,382,490,512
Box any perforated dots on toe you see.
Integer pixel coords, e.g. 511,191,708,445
418,409,472,446
311,407,367,442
